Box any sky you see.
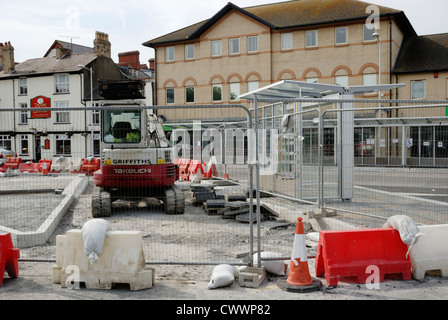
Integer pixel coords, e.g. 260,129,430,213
1,0,448,64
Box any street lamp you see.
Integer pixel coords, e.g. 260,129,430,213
372,32,381,116
78,64,95,158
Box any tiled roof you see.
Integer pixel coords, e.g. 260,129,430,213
0,53,97,78
393,33,448,73
44,40,94,57
143,0,414,47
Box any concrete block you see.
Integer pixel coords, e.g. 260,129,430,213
409,224,448,280
238,266,267,288
52,230,155,291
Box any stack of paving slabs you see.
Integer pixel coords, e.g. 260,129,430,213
191,184,217,205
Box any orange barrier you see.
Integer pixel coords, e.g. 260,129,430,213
315,228,412,286
79,158,101,175
203,161,218,178
0,233,20,286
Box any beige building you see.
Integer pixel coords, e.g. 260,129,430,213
144,0,448,168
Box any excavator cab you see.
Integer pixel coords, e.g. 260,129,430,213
101,108,148,149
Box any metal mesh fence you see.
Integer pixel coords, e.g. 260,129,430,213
1,99,448,279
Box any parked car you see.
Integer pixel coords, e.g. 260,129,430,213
0,148,16,164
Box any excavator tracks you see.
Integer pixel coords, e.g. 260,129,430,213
164,185,185,214
91,187,112,218
91,185,185,217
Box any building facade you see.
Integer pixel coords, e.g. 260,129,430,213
144,0,448,168
0,32,153,162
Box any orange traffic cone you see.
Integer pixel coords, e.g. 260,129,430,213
277,217,322,293
42,160,49,175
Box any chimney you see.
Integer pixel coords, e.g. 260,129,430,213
94,31,111,58
118,51,141,70
0,43,4,70
1,42,15,74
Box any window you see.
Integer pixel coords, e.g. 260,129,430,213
19,78,28,95
363,24,376,42
92,102,100,125
166,88,175,104
230,83,240,101
363,73,377,86
411,80,425,100
0,136,12,149
186,86,194,103
281,33,293,50
55,101,70,123
93,133,101,156
54,74,69,93
306,30,317,47
212,40,222,56
335,27,348,45
185,44,194,60
19,103,28,124
56,134,71,156
212,84,222,102
306,77,318,84
229,38,240,54
166,46,174,62
248,81,259,92
20,135,29,155
248,36,258,53
335,75,348,87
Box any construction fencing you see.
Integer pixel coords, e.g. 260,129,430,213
0,100,448,275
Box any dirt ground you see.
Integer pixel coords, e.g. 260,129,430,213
2,178,448,304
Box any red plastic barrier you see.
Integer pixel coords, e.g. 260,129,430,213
315,228,412,286
79,158,101,175
178,159,191,180
203,162,217,178
0,233,20,286
19,162,40,173
0,157,22,172
37,159,52,174
187,160,204,175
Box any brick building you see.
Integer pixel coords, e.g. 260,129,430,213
143,0,448,167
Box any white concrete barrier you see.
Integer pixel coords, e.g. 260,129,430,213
409,224,448,280
52,230,155,291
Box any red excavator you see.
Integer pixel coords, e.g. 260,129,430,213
91,80,184,217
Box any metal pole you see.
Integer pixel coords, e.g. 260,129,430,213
253,94,261,268
90,67,94,157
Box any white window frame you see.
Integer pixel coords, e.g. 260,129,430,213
411,80,426,100
19,103,28,124
212,84,223,102
248,36,258,53
363,24,376,42
20,135,29,155
56,134,71,156
212,40,222,56
55,101,70,123
165,46,174,62
229,38,240,55
185,86,194,103
363,73,377,86
306,30,318,48
185,44,194,60
19,77,28,95
54,74,70,94
166,87,175,104
230,82,240,101
248,81,259,92
335,27,348,45
335,75,348,87
281,33,293,50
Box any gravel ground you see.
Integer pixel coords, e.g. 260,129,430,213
1,176,448,304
